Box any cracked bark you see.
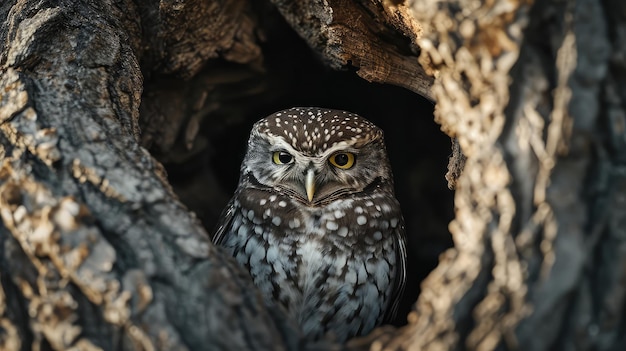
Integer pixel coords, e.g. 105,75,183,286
0,1,300,350
1,0,625,351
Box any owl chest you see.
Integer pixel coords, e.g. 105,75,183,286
226,205,372,290
225,200,393,299
222,198,399,340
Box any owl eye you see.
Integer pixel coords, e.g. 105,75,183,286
329,152,355,169
272,151,294,165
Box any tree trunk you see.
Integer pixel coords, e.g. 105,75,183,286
0,1,300,350
1,1,624,351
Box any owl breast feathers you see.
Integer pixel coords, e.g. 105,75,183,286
213,107,407,342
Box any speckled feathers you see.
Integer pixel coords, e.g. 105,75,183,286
252,107,383,155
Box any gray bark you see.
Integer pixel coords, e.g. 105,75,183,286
381,0,626,350
1,0,625,350
0,1,300,350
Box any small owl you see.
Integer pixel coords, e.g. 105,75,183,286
212,107,406,342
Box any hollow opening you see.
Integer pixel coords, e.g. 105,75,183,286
143,7,454,328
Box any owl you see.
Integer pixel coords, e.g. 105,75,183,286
212,107,406,342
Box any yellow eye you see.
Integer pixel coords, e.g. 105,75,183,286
272,151,294,164
329,152,355,169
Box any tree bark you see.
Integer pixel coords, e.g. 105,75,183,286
268,0,434,100
379,0,626,350
0,1,300,350
1,1,625,351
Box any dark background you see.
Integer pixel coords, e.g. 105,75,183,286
146,8,454,325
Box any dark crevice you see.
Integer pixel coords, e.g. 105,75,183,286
141,0,453,334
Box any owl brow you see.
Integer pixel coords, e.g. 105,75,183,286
267,139,299,155
319,144,360,158
262,131,376,159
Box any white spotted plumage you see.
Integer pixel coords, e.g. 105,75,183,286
213,107,406,342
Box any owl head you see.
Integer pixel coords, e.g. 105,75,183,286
239,107,395,206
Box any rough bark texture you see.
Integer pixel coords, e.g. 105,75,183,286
1,0,625,351
0,1,301,350
269,0,434,100
373,0,626,350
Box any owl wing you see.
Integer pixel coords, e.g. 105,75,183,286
384,221,407,322
211,197,237,245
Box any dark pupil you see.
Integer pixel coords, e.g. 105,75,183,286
279,152,292,163
334,153,349,166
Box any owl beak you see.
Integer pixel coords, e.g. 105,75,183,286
305,168,315,202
